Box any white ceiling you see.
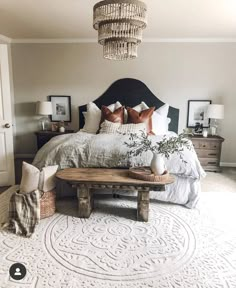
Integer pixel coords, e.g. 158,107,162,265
0,0,236,40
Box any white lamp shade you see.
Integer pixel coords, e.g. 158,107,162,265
36,101,52,116
207,104,224,119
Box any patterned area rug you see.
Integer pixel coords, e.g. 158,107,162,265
0,190,236,287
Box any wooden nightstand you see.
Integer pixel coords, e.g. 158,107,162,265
35,130,74,150
188,135,224,172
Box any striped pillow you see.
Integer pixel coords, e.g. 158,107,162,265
118,123,146,135
99,120,146,135
99,120,121,134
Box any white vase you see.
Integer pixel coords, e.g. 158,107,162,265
150,153,165,175
59,126,65,133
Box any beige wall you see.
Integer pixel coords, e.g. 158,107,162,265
11,43,236,164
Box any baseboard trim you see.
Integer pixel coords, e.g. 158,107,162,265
220,162,236,168
14,154,35,159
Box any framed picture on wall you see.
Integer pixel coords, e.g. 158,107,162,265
49,95,71,122
187,100,212,128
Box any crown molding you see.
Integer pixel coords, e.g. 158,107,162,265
12,38,97,44
144,38,236,43
10,37,236,44
0,34,12,43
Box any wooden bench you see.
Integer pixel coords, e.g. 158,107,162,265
56,168,174,222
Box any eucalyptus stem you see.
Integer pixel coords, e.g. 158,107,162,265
124,131,192,163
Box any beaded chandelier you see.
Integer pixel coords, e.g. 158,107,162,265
93,0,147,60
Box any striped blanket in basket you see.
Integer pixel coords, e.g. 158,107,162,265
4,190,41,237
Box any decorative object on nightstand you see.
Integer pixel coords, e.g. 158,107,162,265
59,121,65,133
35,130,74,150
51,123,59,132
193,122,203,134
188,134,224,172
36,101,52,131
187,100,211,129
206,104,224,136
202,129,208,138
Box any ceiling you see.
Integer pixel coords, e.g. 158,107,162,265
0,0,236,40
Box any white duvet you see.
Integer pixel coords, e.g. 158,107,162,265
33,131,206,208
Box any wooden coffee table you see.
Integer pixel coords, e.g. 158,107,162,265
56,168,174,222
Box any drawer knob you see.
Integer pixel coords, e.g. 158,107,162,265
208,153,217,156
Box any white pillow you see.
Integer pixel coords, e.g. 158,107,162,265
99,120,146,135
20,162,58,194
141,102,169,117
39,165,59,192
20,162,40,194
141,102,171,135
81,101,122,134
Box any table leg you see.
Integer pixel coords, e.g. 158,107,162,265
77,185,93,218
137,190,149,222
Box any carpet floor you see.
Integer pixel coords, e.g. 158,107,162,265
0,185,236,287
201,167,236,193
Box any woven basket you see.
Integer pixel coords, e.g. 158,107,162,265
40,190,56,219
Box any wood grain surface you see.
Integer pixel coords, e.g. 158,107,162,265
56,168,175,187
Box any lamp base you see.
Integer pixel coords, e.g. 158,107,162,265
210,126,217,136
210,119,218,136
39,116,50,131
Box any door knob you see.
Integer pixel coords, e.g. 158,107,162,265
5,123,11,128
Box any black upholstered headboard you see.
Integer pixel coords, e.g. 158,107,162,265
78,78,179,133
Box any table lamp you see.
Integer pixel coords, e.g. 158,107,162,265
207,104,224,135
36,101,52,131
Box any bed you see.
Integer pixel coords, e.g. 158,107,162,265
33,78,206,208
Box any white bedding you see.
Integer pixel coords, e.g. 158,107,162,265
33,131,206,208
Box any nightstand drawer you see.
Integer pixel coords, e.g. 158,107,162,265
199,158,219,167
195,149,219,158
209,141,220,150
198,141,220,150
191,141,200,149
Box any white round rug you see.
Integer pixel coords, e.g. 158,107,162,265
0,192,236,287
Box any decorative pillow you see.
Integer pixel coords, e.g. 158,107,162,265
127,106,155,135
20,162,40,194
99,120,146,135
141,102,171,135
38,165,59,192
142,102,169,117
124,102,147,122
81,101,122,134
117,122,146,135
99,120,121,134
20,162,58,194
101,105,125,124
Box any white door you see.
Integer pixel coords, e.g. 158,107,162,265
0,44,15,185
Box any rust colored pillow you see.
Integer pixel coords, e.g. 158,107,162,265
127,106,155,135
101,105,125,124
